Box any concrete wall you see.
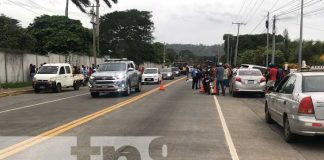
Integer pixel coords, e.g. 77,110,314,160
0,51,105,83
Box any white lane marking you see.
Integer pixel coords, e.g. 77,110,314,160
0,93,89,114
213,96,240,160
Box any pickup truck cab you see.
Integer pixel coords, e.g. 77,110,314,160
88,59,142,97
32,63,84,93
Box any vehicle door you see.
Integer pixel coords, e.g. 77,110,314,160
64,65,74,87
127,63,136,87
58,66,66,87
277,75,297,124
268,76,290,123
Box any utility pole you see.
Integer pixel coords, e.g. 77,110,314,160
266,12,270,67
90,5,97,66
217,47,220,63
272,15,276,65
227,35,230,64
230,46,233,65
163,42,166,67
65,0,69,17
95,0,100,57
232,22,246,66
298,0,304,70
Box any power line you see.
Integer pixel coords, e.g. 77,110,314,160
269,0,280,11
236,0,247,20
249,14,267,34
239,0,255,22
243,0,261,22
277,0,323,17
7,0,41,15
271,0,298,13
245,0,265,23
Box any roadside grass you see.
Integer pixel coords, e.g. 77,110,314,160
0,82,31,89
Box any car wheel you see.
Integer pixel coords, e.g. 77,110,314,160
34,89,40,93
91,92,100,98
73,82,80,90
284,116,298,143
56,83,62,93
124,82,131,96
265,103,274,124
135,80,142,92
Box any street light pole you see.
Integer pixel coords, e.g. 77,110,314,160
272,15,276,65
90,5,97,66
298,0,304,70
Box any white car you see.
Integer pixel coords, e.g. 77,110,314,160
32,63,84,93
265,68,324,142
141,68,162,84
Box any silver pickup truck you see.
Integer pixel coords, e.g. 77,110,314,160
88,59,142,97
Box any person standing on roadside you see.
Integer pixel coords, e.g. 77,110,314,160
191,65,200,90
267,64,278,89
216,63,225,96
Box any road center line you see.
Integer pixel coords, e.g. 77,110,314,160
0,77,186,159
213,95,240,160
0,93,89,114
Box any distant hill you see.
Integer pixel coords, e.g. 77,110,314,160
167,44,224,57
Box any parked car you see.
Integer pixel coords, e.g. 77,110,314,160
161,68,174,80
265,68,324,142
88,59,142,97
240,64,268,75
229,68,266,97
32,63,84,93
142,68,162,84
171,67,181,76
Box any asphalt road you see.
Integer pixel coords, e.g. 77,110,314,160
0,77,324,160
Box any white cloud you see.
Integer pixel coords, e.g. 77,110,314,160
1,0,324,45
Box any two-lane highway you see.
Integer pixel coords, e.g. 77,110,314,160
1,77,324,160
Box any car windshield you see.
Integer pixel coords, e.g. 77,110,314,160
37,66,59,74
171,68,179,71
252,67,267,74
98,63,126,71
303,76,324,92
239,70,262,76
161,68,171,72
144,69,158,74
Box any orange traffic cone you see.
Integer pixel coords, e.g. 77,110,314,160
213,80,218,95
159,80,165,91
200,82,205,93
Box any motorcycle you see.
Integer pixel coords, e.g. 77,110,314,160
202,75,215,95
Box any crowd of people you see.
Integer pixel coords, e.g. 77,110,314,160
189,62,288,96
189,63,233,96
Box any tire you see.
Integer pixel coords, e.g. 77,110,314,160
55,83,62,93
265,103,274,124
91,92,100,98
135,80,142,92
73,82,80,90
34,89,40,93
284,116,298,143
124,82,131,96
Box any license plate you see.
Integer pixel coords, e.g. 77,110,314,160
39,86,45,89
248,80,254,84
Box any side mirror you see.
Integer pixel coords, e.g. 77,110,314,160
128,68,134,72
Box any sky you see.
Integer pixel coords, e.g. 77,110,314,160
1,0,324,45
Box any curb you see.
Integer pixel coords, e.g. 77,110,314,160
0,89,34,98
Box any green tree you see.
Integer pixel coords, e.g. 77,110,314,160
28,15,92,54
238,47,285,66
0,14,35,50
99,9,154,63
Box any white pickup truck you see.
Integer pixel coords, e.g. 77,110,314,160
32,63,84,93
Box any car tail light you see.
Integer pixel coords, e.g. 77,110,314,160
260,77,266,83
298,97,315,114
235,77,241,82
